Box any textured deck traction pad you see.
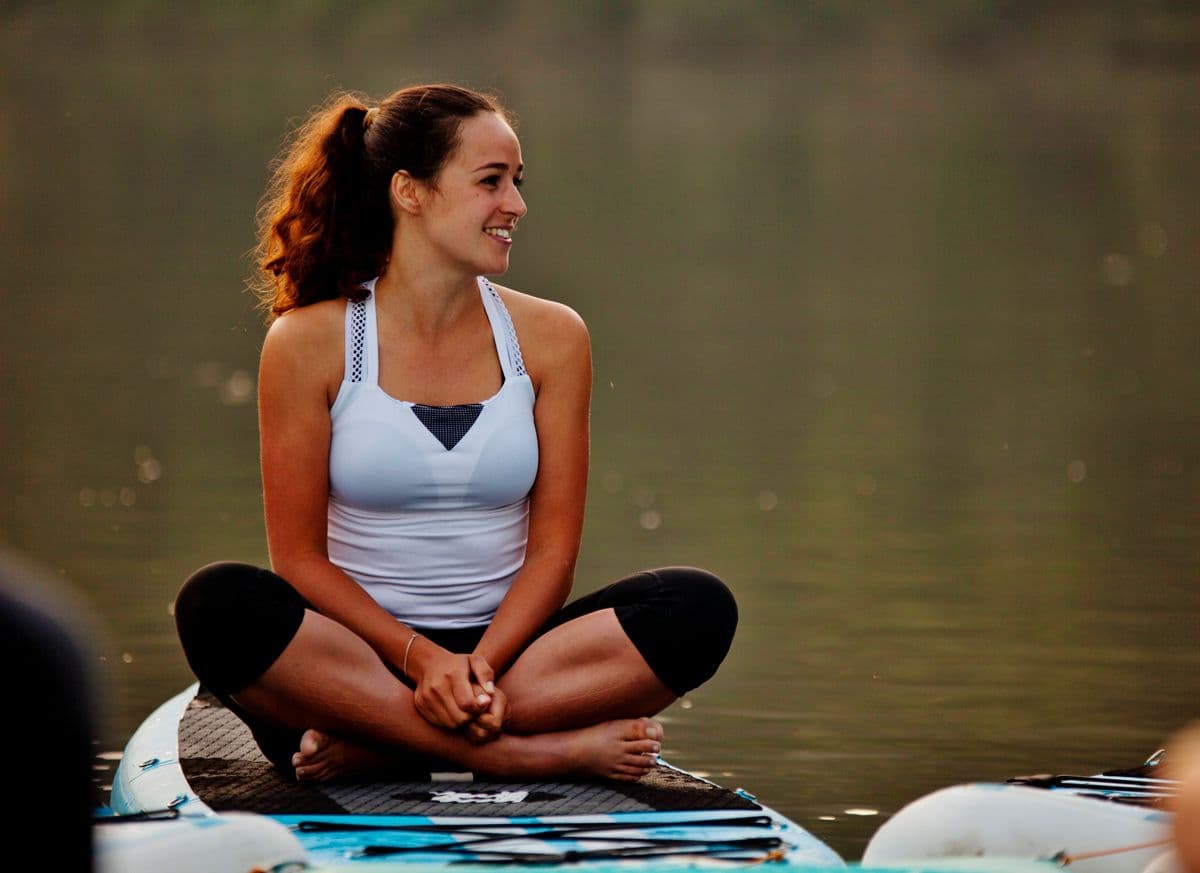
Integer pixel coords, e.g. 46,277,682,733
179,690,760,816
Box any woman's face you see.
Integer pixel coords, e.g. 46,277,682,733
417,111,527,277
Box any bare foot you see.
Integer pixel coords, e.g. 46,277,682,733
476,717,664,782
292,729,392,782
294,718,664,784
561,717,663,781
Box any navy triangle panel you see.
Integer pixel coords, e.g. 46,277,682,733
411,403,484,450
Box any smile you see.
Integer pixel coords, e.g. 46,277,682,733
484,227,512,241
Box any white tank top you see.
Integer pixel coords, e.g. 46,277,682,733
326,277,539,628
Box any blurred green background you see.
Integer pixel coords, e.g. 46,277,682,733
2,1,1198,859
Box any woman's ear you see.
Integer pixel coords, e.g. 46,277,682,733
390,170,423,216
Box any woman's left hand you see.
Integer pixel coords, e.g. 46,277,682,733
463,683,508,744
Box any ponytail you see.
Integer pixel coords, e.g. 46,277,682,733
252,92,393,320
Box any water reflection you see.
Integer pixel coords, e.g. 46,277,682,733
2,3,1198,861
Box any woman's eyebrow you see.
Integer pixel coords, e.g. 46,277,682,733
473,161,524,173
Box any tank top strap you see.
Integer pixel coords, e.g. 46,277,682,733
345,279,380,385
477,276,526,380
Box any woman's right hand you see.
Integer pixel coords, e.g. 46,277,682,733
408,640,495,730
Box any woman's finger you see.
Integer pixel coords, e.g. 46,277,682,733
477,684,507,733
414,686,452,728
451,667,488,716
463,721,494,745
468,653,496,694
419,676,472,728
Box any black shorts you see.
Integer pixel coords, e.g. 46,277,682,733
174,563,736,770
176,563,736,697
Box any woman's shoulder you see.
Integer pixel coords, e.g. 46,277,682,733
260,297,347,377
489,282,588,348
489,282,590,384
264,297,346,346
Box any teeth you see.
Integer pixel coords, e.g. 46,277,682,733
485,228,511,240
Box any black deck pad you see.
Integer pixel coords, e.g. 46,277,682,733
179,690,760,817
1006,754,1178,808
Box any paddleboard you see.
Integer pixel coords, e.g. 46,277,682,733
862,756,1177,873
94,807,306,873
106,683,847,870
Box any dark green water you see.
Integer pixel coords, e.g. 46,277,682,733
2,4,1198,861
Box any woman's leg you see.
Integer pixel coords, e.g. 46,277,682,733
290,566,737,778
499,567,738,734
175,562,662,782
234,608,663,781
500,608,676,733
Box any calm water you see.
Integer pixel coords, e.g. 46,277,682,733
2,5,1199,861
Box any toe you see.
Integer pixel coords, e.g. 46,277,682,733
639,718,663,742
625,718,663,742
627,738,660,756
616,762,651,780
621,750,657,770
298,729,326,758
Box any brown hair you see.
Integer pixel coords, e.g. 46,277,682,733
251,83,510,321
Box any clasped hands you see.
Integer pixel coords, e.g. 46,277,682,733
409,646,507,744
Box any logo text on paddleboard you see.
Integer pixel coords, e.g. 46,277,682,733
431,790,529,804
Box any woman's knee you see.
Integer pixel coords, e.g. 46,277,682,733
616,567,738,696
176,561,258,616
652,566,738,649
175,561,307,696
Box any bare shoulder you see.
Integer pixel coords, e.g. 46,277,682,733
260,297,347,385
490,283,590,376
263,297,345,349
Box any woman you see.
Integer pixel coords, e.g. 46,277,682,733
175,83,737,783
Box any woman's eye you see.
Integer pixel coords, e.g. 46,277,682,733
513,177,524,189
481,176,500,187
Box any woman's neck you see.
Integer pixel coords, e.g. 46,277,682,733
373,255,480,340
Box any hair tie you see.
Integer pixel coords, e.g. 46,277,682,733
363,107,380,130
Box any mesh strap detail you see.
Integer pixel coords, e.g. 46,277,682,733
348,299,368,382
480,278,526,377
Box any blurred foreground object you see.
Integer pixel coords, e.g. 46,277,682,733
0,543,102,872
1165,722,1200,873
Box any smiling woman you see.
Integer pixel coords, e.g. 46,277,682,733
170,83,738,784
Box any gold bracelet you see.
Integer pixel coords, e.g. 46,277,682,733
402,631,421,677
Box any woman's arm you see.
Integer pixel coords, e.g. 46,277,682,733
471,291,593,676
258,304,489,729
